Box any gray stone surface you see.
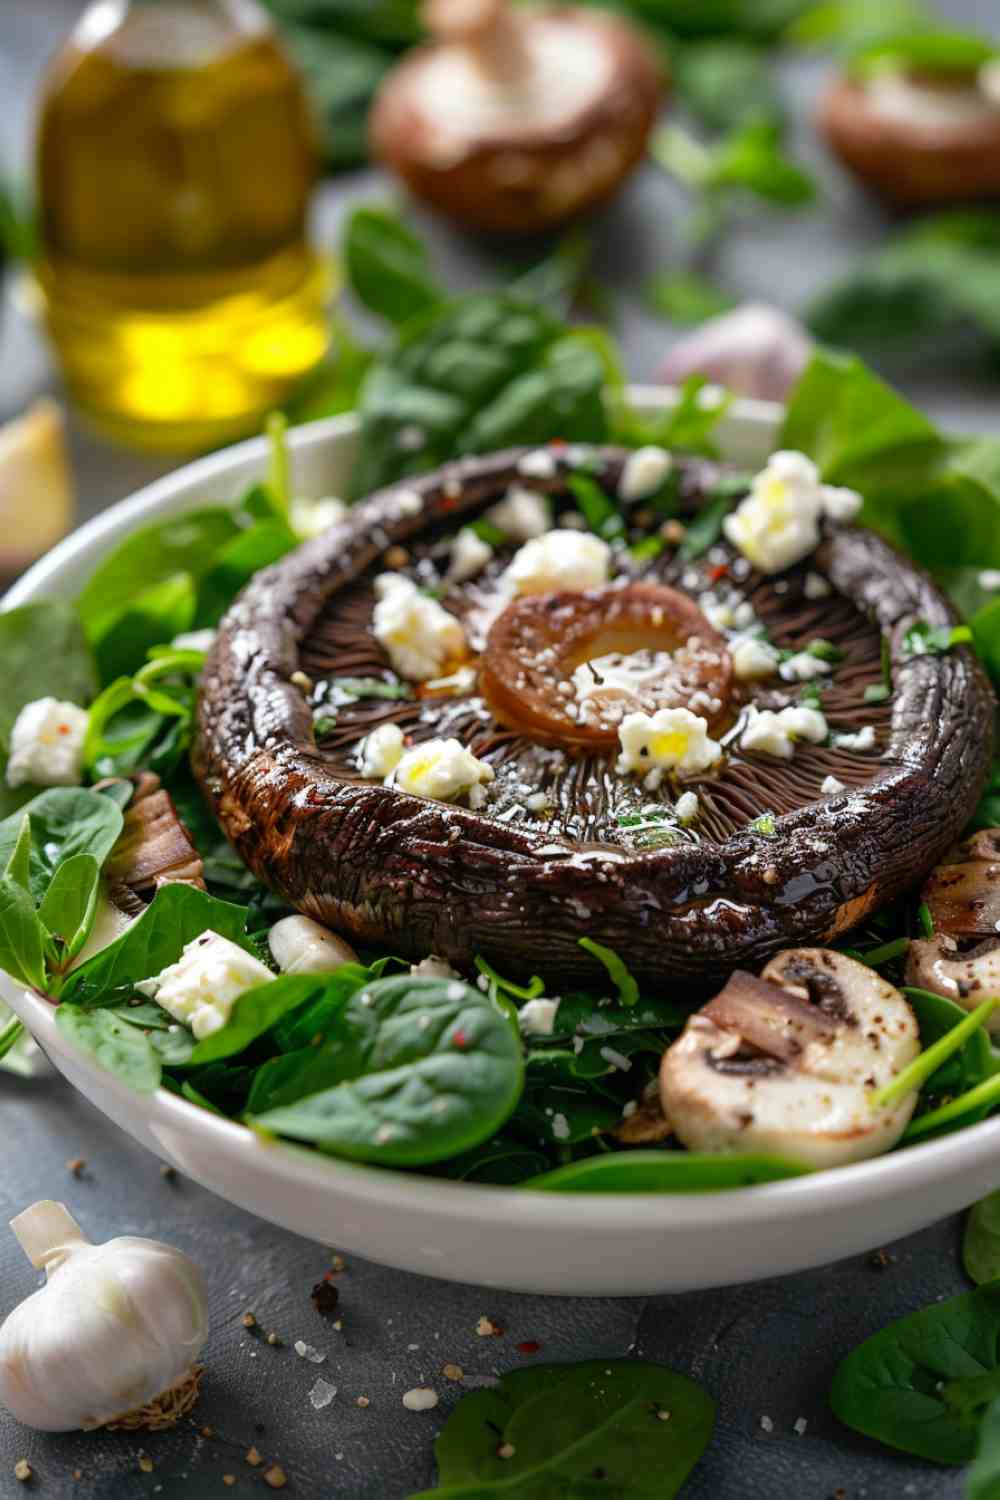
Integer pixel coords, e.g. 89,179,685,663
2,2,1000,1496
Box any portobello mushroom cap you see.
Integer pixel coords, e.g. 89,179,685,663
659,950,920,1168
193,446,994,991
369,1,663,235
819,69,1000,209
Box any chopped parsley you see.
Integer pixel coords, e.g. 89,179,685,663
903,622,973,657
749,811,777,836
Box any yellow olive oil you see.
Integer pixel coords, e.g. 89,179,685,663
35,0,328,452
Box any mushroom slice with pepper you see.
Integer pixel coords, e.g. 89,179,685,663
102,772,205,915
369,0,662,234
905,935,1000,1035
905,826,1000,1031
659,951,920,1169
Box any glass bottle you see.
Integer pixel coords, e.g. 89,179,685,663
35,0,329,453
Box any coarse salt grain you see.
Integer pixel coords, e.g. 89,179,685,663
309,1377,337,1410
294,1340,326,1363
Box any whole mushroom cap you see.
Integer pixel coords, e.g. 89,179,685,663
369,1,664,234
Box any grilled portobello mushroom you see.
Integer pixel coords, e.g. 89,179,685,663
193,446,993,990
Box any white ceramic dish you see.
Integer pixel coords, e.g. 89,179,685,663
4,388,999,1297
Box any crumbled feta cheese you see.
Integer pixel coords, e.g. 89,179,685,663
358,722,405,779
804,571,832,600
698,592,736,631
551,1112,571,1141
739,704,828,759
617,708,722,777
525,790,552,813
519,997,561,1036
503,529,611,595
820,774,847,795
171,629,216,654
395,737,494,803
269,915,356,976
731,637,780,680
424,665,479,696
779,651,833,683
136,931,273,1039
395,487,423,516
619,445,673,502
979,569,1000,592
6,697,89,789
833,724,876,752
372,574,465,681
723,451,862,575
447,527,493,584
517,448,558,480
290,495,347,539
675,790,700,824
485,486,551,542
410,955,461,980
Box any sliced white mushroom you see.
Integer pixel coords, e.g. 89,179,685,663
906,936,1000,1036
659,949,920,1169
268,915,359,976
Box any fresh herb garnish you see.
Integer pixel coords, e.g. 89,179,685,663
567,471,626,541
903,621,974,656
329,677,411,702
749,812,777,836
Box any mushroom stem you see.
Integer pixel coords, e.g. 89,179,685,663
422,0,528,81
10,1201,88,1273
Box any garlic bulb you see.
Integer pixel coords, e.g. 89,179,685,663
0,1201,208,1431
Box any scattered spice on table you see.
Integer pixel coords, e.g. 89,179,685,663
476,1316,503,1337
310,1280,339,1319
66,1158,86,1177
402,1387,439,1412
14,1459,31,1483
263,1464,288,1489
441,1363,464,1382
245,1446,263,1467
241,1312,257,1330
138,1454,154,1473
355,1395,370,1408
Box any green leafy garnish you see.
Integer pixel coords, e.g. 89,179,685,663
903,621,974,657
578,938,639,1008
567,472,625,541
646,269,736,325
525,1152,809,1192
965,1192,1000,1287
343,204,443,326
749,812,777,836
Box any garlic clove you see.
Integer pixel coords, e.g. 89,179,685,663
0,1201,208,1432
268,914,359,975
657,303,813,403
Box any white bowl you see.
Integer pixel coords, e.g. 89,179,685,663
4,388,999,1296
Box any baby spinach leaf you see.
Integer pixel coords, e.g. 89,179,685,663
434,1135,551,1186
524,1151,809,1192
904,988,994,1099
251,975,523,1166
0,876,47,991
511,1082,621,1147
410,1359,714,1500
89,573,196,685
344,204,443,325
187,975,324,1066
0,601,96,811
969,1394,1000,1500
149,1023,197,1067
578,939,639,1007
270,961,379,1051
4,815,31,894
830,1282,1000,1463
61,884,257,1009
553,989,688,1039
0,788,123,906
193,518,298,629
673,39,783,134
973,599,1000,684
965,1194,1000,1287
37,853,101,965
55,1005,160,1093
646,269,735,325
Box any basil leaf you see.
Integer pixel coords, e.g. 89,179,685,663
344,204,443,325
524,1152,809,1192
251,975,523,1166
61,884,258,1009
55,1005,160,1093
0,788,123,906
0,876,46,991
0,601,96,813
411,1359,714,1500
36,853,101,962
830,1281,1000,1463
965,1194,1000,1287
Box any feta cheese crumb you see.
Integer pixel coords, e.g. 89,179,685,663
517,449,558,480
425,664,479,696
793,1416,808,1436
503,529,611,596
551,1112,571,1141
804,571,832,600
358,721,405,779
372,574,465,681
6,697,89,788
821,774,847,795
779,651,833,683
698,591,736,631
171,628,216,654
739,704,828,759
525,790,552,813
833,724,876,752
395,487,423,516
411,956,461,980
519,997,561,1037
675,790,700,824
395,737,494,803
402,1388,439,1412
978,569,1000,591
136,931,274,1039
486,486,551,542
290,495,347,539
731,637,780,681
759,1414,774,1433
617,708,722,777
447,527,493,584
619,445,673,502
723,451,862,575
821,484,863,522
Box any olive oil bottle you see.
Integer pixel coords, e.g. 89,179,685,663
35,0,328,452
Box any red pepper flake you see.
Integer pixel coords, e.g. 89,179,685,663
440,495,459,512
707,563,729,583
549,438,567,448
451,1028,468,1050
57,722,72,735
517,1341,541,1355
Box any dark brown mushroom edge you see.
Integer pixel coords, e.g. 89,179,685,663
369,0,663,235
193,444,994,993
819,65,1000,210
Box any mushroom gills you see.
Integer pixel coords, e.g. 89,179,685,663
659,950,920,1169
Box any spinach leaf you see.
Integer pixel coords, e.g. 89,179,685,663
187,975,324,1066
251,975,523,1166
61,884,258,1009
344,204,443,325
435,1135,551,1186
193,519,298,628
270,961,377,1051
830,1282,1000,1463
89,573,197,686
966,1194,1000,1288
679,490,737,561
510,1082,621,1147
673,39,783,134
578,938,639,1008
524,1151,808,1192
55,1005,161,1093
351,295,607,496
4,815,31,894
36,853,101,965
646,269,735,325
969,1395,1000,1500
973,600,1000,684
0,601,96,813
0,788,123,906
0,877,47,991
903,988,994,1099
409,1359,714,1500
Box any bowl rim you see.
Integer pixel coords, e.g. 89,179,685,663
6,386,998,1228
